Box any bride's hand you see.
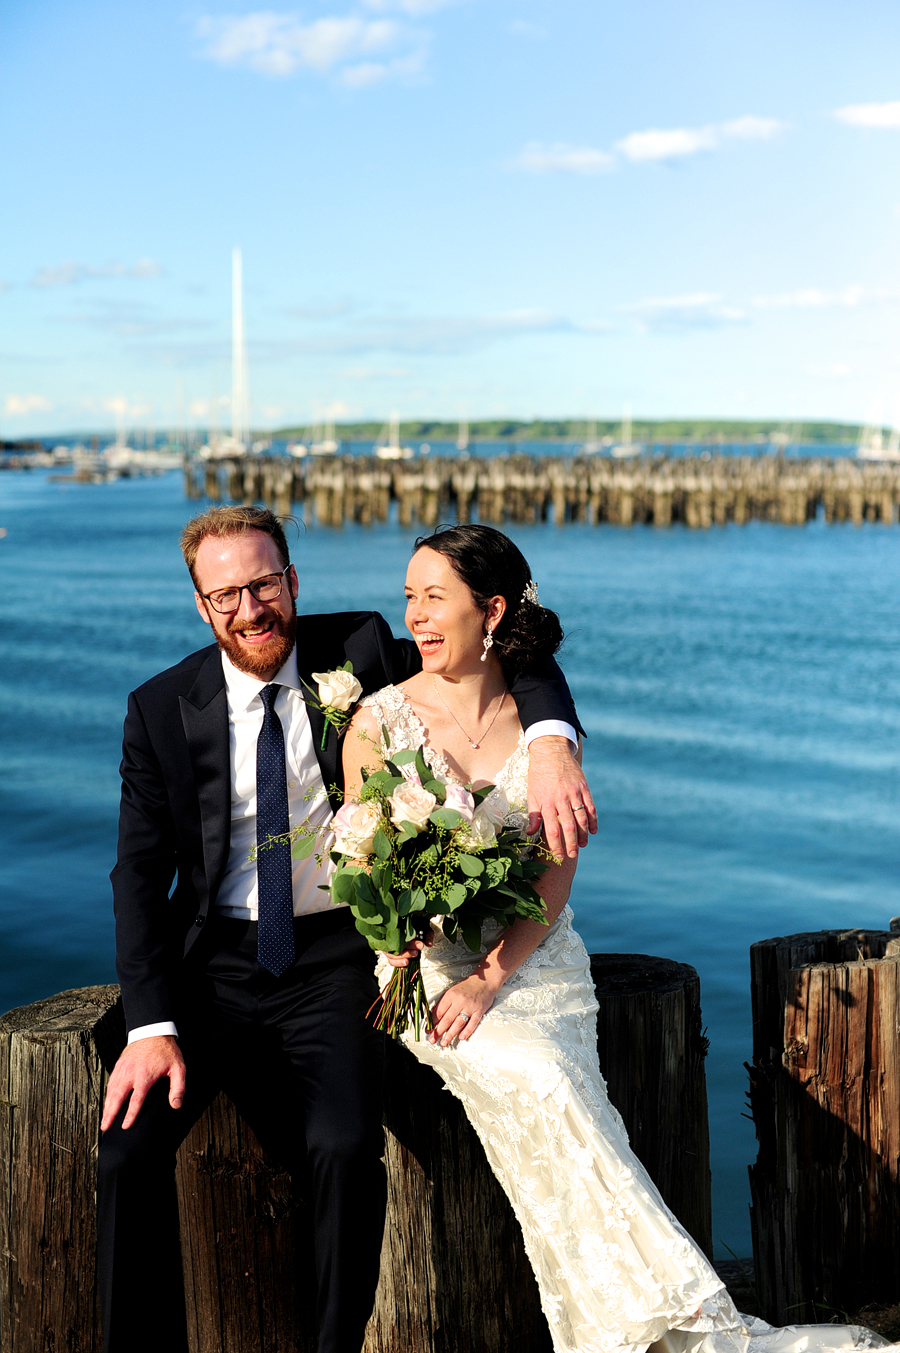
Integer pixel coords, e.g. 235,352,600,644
384,930,433,968
429,976,496,1046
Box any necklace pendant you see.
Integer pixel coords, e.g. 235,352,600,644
471,742,479,749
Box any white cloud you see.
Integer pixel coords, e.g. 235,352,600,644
616,126,718,163
720,115,785,142
104,396,153,419
834,101,900,129
196,10,426,81
514,143,615,174
362,0,456,12
32,259,162,288
752,285,900,309
4,394,52,416
340,51,425,86
616,115,785,164
622,293,746,331
313,399,351,417
515,114,787,174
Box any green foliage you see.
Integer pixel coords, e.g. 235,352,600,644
331,742,550,962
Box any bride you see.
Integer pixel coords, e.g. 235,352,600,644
341,525,885,1353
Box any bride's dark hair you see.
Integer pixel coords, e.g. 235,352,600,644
412,524,564,674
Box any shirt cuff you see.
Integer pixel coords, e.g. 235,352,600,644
523,720,578,751
128,1021,179,1044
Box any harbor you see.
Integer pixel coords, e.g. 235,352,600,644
185,450,900,528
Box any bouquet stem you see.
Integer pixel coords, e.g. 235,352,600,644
367,955,434,1041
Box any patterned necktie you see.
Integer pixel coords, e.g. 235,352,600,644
256,684,295,976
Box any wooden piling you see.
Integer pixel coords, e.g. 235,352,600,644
178,452,900,532
748,928,900,1324
1,955,711,1353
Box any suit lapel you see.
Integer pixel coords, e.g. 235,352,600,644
295,650,344,813
179,649,230,903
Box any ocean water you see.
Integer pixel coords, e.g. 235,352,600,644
3,468,900,1257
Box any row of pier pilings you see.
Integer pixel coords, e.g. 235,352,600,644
184,453,900,527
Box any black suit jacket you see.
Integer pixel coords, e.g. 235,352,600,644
111,610,580,1034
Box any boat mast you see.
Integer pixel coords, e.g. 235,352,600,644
231,247,249,447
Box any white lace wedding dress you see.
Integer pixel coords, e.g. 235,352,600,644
362,686,891,1353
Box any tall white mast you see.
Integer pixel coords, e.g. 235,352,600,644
231,247,249,446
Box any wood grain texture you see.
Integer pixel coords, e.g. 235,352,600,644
1,954,712,1352
186,453,900,530
0,984,123,1353
591,954,713,1259
748,930,900,1323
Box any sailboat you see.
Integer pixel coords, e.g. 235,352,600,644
857,423,900,462
374,412,414,460
581,420,603,454
202,248,250,459
456,419,469,452
310,419,339,456
609,405,643,459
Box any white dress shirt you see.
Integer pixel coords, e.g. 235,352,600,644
128,648,337,1044
128,655,577,1044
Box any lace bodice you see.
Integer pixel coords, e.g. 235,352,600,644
360,684,531,840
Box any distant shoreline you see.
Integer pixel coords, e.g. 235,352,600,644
1,417,868,452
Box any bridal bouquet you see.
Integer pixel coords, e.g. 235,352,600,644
327,738,549,1039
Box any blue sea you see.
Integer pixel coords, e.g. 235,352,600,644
3,467,900,1258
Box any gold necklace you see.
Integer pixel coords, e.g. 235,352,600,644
432,677,508,750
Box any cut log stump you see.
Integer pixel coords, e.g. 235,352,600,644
591,954,712,1259
0,954,710,1353
748,929,900,1324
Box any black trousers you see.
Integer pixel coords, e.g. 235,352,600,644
97,909,386,1353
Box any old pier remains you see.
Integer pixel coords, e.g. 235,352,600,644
184,453,900,528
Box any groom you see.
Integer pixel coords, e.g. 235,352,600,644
98,504,594,1353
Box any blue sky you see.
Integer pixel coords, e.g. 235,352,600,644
4,0,900,436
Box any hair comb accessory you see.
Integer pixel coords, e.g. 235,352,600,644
522,579,541,606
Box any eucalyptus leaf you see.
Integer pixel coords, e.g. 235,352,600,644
390,749,418,766
291,834,318,861
445,882,467,909
457,854,484,876
429,807,463,831
373,828,392,861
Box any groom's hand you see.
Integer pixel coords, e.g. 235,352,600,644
101,1035,186,1132
526,736,597,859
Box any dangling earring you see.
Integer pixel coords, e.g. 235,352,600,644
480,629,494,662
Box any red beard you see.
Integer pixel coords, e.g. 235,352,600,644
214,607,298,679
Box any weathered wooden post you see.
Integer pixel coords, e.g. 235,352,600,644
748,928,900,1324
591,954,712,1257
0,953,712,1353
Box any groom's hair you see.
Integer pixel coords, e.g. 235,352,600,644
180,505,292,583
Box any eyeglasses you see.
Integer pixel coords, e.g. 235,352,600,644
199,566,292,614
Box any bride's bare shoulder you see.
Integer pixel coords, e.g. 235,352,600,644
395,672,432,706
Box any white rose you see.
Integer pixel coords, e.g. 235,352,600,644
458,803,503,850
331,801,382,857
312,668,363,712
388,781,438,835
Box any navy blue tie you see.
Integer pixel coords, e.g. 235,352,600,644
256,684,295,976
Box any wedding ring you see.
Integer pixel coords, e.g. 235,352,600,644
460,1013,470,1023
573,806,587,813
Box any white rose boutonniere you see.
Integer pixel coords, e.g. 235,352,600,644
302,661,363,749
